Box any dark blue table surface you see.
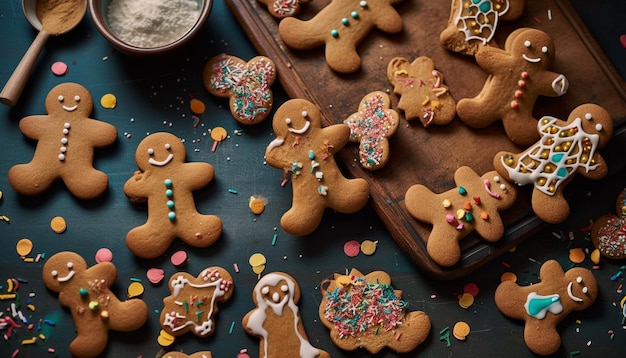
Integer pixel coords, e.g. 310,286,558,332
1,1,625,357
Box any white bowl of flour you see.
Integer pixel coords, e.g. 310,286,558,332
89,0,212,54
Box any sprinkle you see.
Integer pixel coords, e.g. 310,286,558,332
621,34,626,49
271,233,278,246
170,250,188,267
439,326,451,347
146,268,165,284
192,115,201,128
569,248,585,263
50,61,68,76
100,93,117,109
228,188,239,194
16,238,33,257
11,349,19,358
453,321,471,340
94,248,113,263
360,240,377,256
233,263,239,273
249,197,266,214
548,9,552,20
50,216,67,234
211,126,227,152
343,240,361,257
189,98,206,114
229,321,235,334
533,16,541,24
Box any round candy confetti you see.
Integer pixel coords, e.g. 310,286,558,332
249,253,267,274
211,126,227,151
343,240,360,257
463,282,480,297
100,93,117,109
360,240,377,255
127,282,145,298
170,250,188,267
51,61,68,76
458,292,474,309
500,271,517,283
453,321,471,340
95,248,113,263
569,248,585,263
50,216,67,233
147,268,165,284
620,34,626,49
16,238,33,257
590,249,601,265
189,98,206,114
236,349,251,358
157,329,175,347
249,196,266,215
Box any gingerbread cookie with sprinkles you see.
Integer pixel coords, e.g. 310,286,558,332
387,56,456,127
319,269,430,354
493,103,613,224
257,0,309,18
278,0,404,73
42,251,149,358
590,189,626,259
440,0,525,55
404,166,517,267
495,260,598,356
265,98,370,236
343,91,399,170
124,132,222,259
8,82,117,200
456,27,569,146
243,272,330,358
161,352,213,358
159,267,233,341
203,53,276,125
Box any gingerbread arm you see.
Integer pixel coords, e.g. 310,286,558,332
123,170,152,202
534,71,568,97
578,154,608,180
181,162,215,191
374,8,403,34
86,119,118,147
474,47,515,74
18,115,46,139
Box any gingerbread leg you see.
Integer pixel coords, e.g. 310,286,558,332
326,177,369,213
107,299,149,332
63,168,109,200
126,224,173,259
8,163,57,196
531,189,570,224
177,214,222,248
70,323,108,358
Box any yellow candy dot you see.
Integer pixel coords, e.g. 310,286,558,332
252,264,266,275
189,98,206,114
211,127,228,142
157,329,175,347
590,249,601,265
16,238,33,257
127,282,145,298
100,93,117,109
500,272,517,283
458,292,474,309
249,253,267,267
569,248,585,264
360,240,377,256
50,216,67,234
336,275,352,287
249,197,266,215
453,321,471,340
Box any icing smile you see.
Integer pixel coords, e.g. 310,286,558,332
62,105,78,112
522,54,541,63
148,143,173,166
567,276,588,302
51,262,75,282
286,110,311,134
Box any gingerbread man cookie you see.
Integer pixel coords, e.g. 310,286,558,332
204,53,276,125
243,272,330,358
440,0,525,55
42,251,148,358
591,188,626,259
343,91,399,170
257,0,308,18
319,269,431,354
405,166,517,267
493,103,613,224
456,27,569,145
159,267,233,340
8,82,117,200
278,0,404,73
387,56,456,126
495,260,598,356
265,98,370,236
124,132,222,259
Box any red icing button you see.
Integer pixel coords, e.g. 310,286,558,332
343,240,360,257
170,250,188,267
94,248,113,263
463,282,480,297
147,268,165,284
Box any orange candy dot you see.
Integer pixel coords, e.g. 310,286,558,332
190,98,206,115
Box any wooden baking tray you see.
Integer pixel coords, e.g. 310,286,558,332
225,0,626,279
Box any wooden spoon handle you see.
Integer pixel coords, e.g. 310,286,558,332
0,30,51,106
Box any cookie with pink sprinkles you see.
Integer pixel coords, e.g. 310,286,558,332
591,188,626,259
319,269,430,354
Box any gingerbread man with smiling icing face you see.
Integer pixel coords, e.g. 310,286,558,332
265,99,370,236
495,260,598,356
42,251,148,358
8,82,117,199
124,132,222,259
456,27,569,146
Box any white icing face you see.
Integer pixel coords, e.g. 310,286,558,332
567,276,589,302
50,261,75,282
58,94,81,112
286,111,311,134
521,38,549,63
148,143,174,166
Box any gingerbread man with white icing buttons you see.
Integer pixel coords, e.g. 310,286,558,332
493,103,613,224
265,99,370,236
404,166,517,267
495,260,598,356
42,251,148,358
8,82,117,199
457,27,569,146
278,0,404,73
243,272,330,358
124,132,222,259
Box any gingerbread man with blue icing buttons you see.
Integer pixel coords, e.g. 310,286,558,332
124,132,222,259
8,82,117,200
265,98,370,236
278,0,404,73
457,27,569,146
495,260,598,356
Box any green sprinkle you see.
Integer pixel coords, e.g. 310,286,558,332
271,233,278,246
228,188,238,194
229,321,235,334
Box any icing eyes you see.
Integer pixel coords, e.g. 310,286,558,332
281,284,289,292
74,95,81,102
301,111,308,118
67,262,74,269
541,46,548,54
165,143,171,150
285,117,292,125
581,113,603,131
58,95,64,102
576,276,589,293
524,40,531,47
261,286,270,295
51,270,58,277
147,148,154,155
523,40,548,53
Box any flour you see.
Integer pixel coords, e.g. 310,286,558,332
107,0,201,48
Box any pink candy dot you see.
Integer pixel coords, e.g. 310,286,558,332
95,248,113,263
170,250,188,267
146,268,165,284
343,240,360,257
51,61,68,76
